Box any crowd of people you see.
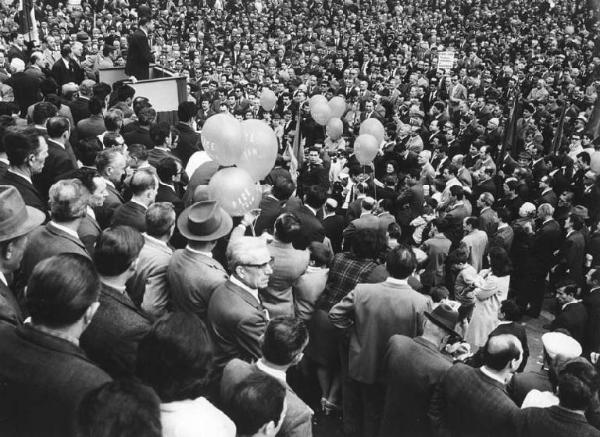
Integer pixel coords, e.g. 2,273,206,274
1,0,600,436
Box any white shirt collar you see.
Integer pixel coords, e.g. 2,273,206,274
385,277,408,286
130,198,148,210
104,178,115,188
480,366,507,385
159,181,175,191
0,156,8,165
185,245,213,257
305,204,318,216
144,233,169,249
230,275,260,303
256,359,286,383
7,168,32,184
0,271,6,286
86,206,96,220
50,221,80,239
562,299,581,311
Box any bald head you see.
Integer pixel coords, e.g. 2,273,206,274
483,334,523,372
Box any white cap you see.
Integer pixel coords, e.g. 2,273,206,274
541,332,582,360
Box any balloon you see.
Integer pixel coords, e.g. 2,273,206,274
209,167,261,217
353,134,379,165
238,119,279,181
259,88,277,111
309,94,328,109
326,117,343,140
591,152,600,174
311,102,332,126
201,113,243,166
328,96,347,118
359,118,385,145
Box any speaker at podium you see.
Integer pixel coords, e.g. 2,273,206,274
99,65,188,124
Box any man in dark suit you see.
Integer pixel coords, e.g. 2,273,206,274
330,245,432,437
322,198,345,253
472,167,497,200
68,79,94,124
0,186,45,326
379,304,459,437
429,334,523,437
538,175,558,208
285,186,326,250
80,227,152,378
122,106,156,148
584,270,600,355
550,281,588,345
514,360,600,437
297,148,329,199
6,58,42,116
111,168,156,232
51,44,84,88
254,176,294,235
125,17,154,80
172,102,201,168
0,126,48,214
19,179,91,282
207,234,272,369
76,98,106,140
94,149,127,229
553,214,586,289
34,117,78,199
523,203,562,317
0,254,111,437
395,169,424,238
220,318,313,437
155,157,184,217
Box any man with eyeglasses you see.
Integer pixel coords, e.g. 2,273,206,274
208,215,274,370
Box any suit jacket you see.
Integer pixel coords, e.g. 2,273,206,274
254,194,285,235
429,363,519,437
220,359,313,437
329,280,432,384
130,234,173,318
0,170,47,214
76,115,106,140
51,57,84,87
156,184,184,216
34,140,78,199
550,301,588,345
122,125,154,148
20,221,90,282
0,324,111,437
539,189,558,209
6,71,42,115
584,290,600,354
111,201,147,232
555,230,585,286
380,336,453,437
172,122,201,167
68,96,91,124
323,213,346,254
285,202,325,250
77,212,102,255
515,405,600,437
0,280,23,326
207,279,269,369
80,283,153,378
94,182,123,229
125,29,153,80
261,240,309,318
494,224,515,253
395,183,425,226
532,219,562,268
167,248,228,320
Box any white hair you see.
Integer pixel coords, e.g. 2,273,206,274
10,58,25,73
227,236,269,271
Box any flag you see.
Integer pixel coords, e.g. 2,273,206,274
552,103,568,155
17,0,38,42
496,87,520,166
288,105,304,182
586,96,600,141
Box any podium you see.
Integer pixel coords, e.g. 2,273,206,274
99,65,188,124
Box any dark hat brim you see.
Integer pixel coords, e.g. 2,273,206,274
425,311,460,338
176,204,233,242
0,205,45,243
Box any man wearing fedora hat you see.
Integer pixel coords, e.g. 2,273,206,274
379,303,460,437
0,186,45,326
168,200,233,320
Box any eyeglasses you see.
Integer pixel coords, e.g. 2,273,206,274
244,257,275,269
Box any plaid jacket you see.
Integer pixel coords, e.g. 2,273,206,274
316,252,377,312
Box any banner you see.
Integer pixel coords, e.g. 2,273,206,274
437,51,455,73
